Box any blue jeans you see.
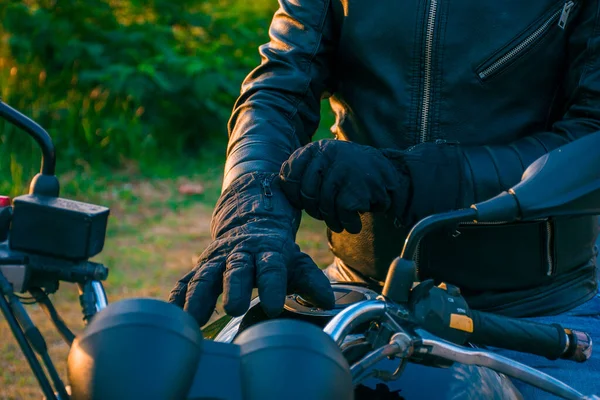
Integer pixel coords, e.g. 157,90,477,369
494,292,600,398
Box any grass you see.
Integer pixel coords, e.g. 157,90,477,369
0,1,337,395
0,139,334,399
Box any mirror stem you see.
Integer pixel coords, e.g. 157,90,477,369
400,208,478,260
0,101,56,176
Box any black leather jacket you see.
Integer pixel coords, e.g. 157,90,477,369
223,0,600,317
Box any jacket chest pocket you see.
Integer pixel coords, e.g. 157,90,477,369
475,1,577,83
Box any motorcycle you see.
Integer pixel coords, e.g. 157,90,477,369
0,99,598,400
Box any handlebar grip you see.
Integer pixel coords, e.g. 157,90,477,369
469,310,592,362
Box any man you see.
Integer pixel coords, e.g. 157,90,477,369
170,0,600,396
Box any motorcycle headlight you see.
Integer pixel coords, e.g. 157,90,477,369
67,298,202,400
234,319,353,400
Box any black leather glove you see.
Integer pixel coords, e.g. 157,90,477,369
168,172,335,327
278,139,411,234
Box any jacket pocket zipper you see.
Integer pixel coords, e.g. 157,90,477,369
414,219,556,277
477,1,575,81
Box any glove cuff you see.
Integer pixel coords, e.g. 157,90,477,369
377,148,413,226
398,141,466,226
210,172,301,240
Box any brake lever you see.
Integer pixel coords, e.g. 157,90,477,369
350,331,413,385
414,329,591,400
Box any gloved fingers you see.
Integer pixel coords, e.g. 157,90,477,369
222,251,255,317
280,143,318,183
168,267,197,307
335,185,370,234
288,250,335,310
382,168,410,222
318,167,344,233
377,154,403,183
337,207,363,234
375,153,408,215
300,151,327,219
184,261,225,327
255,251,288,317
367,183,393,213
279,144,318,209
389,184,410,223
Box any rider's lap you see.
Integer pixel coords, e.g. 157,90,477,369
493,292,600,398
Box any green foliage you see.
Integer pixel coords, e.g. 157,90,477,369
0,0,278,194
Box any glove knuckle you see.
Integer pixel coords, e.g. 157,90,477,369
226,251,252,265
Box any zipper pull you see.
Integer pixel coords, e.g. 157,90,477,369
558,1,575,30
261,176,274,210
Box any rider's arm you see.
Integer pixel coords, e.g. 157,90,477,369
460,7,600,204
169,0,339,325
401,7,600,221
222,0,338,190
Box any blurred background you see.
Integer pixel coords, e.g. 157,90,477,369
4,2,598,399
0,1,334,397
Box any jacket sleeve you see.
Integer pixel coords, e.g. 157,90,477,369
461,6,600,205
400,6,600,223
222,0,337,190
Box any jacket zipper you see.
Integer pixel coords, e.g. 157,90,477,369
412,0,439,275
477,1,575,80
419,0,439,143
558,1,575,29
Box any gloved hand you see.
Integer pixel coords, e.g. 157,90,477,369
168,172,335,327
278,139,411,234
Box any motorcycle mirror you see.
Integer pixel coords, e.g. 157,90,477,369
473,132,600,222
234,319,354,400
0,100,59,196
67,298,203,400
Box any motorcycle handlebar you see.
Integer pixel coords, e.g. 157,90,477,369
61,295,594,400
469,310,592,362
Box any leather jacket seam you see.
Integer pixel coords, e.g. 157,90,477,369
544,83,564,128
227,138,294,164
462,150,478,203
507,143,527,171
530,134,550,152
285,0,334,123
432,0,450,140
573,1,600,103
482,145,507,189
222,160,284,191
